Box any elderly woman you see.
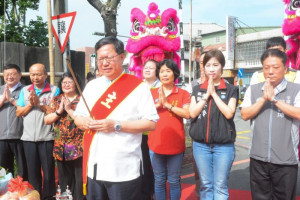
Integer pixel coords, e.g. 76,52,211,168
44,72,84,200
148,59,190,200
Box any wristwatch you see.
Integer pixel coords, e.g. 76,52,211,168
114,121,122,132
271,96,278,103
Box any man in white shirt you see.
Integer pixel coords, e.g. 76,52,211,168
74,36,159,200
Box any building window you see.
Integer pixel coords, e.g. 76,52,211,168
236,40,267,61
216,36,220,43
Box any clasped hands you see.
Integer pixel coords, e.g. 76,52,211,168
78,117,115,133
204,77,217,100
56,96,72,114
28,90,40,106
262,79,275,102
155,87,171,109
1,85,13,103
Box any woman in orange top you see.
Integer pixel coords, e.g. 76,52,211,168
148,59,190,200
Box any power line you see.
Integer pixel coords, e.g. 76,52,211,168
235,20,246,35
236,18,258,33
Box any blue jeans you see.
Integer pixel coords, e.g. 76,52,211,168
193,142,235,200
149,150,183,200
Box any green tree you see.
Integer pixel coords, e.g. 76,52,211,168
0,0,48,47
23,16,49,47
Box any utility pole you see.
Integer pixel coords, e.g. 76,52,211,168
178,0,185,83
54,0,68,76
188,0,192,84
47,0,55,84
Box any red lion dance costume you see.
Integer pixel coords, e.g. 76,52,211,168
126,2,181,78
282,0,300,70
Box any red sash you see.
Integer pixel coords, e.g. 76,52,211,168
82,73,142,195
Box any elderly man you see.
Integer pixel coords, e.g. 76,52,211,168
16,63,59,199
74,36,159,200
0,64,27,179
241,49,300,200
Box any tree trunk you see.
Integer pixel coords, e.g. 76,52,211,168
87,0,120,37
102,11,117,37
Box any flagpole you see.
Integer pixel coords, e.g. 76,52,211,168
66,59,92,118
47,0,55,84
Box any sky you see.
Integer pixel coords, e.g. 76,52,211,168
27,0,285,50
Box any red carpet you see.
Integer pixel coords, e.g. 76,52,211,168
181,183,300,200
181,183,252,200
54,167,300,199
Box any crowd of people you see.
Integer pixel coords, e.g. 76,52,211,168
0,36,300,200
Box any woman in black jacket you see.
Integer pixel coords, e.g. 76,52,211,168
189,49,239,200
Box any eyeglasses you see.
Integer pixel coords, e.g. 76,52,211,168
62,81,74,86
4,72,19,77
96,54,119,63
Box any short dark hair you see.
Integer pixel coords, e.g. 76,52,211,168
156,59,180,82
200,51,208,57
266,37,286,50
95,36,124,54
260,49,287,66
203,49,225,68
58,71,84,95
3,64,21,73
144,59,159,68
86,72,95,82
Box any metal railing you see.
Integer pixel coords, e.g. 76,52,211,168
0,72,64,77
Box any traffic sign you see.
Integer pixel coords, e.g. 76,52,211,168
238,68,243,78
52,11,76,53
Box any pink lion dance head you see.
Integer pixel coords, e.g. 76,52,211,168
282,0,300,69
126,2,181,79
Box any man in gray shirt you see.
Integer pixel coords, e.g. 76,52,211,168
241,49,300,200
0,64,26,179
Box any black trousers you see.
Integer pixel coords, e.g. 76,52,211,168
250,158,298,200
23,141,56,200
0,139,27,180
141,134,154,200
57,157,85,200
87,176,142,200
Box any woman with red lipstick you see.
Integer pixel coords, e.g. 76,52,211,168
148,59,190,200
189,49,238,200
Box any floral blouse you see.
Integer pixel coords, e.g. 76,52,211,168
46,94,83,161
